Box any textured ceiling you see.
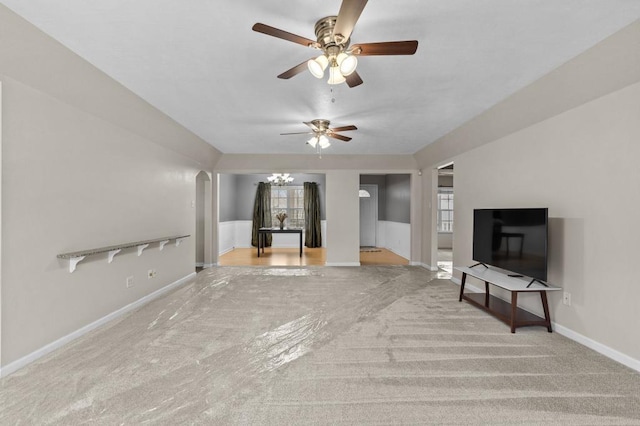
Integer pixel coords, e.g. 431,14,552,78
2,1,640,155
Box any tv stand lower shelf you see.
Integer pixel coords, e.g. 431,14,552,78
455,266,561,333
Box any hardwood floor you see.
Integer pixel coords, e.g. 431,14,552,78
217,247,408,266
359,248,409,265
218,247,326,266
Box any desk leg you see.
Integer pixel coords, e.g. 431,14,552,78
510,292,518,333
459,273,467,302
299,231,302,257
540,291,552,333
484,281,490,307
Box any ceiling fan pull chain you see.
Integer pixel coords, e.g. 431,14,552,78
330,87,336,104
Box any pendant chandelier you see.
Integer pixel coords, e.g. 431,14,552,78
267,173,294,186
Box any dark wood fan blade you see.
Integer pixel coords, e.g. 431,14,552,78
351,40,418,56
252,23,317,48
333,0,368,43
280,132,314,135
277,59,312,79
345,71,363,88
330,125,358,132
327,132,352,142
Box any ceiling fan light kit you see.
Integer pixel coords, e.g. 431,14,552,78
252,0,418,88
256,0,418,154
282,119,356,155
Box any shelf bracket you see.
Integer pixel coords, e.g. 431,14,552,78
69,256,86,273
137,244,150,256
158,240,170,251
107,249,122,264
175,237,187,247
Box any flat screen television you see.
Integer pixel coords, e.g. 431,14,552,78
473,208,548,282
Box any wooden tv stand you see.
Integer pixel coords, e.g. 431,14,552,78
455,266,561,333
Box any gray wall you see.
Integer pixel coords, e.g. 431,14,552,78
385,174,411,224
0,5,221,368
218,173,237,222
221,173,326,221
360,174,410,224
416,21,640,366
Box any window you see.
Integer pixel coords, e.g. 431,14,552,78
271,186,305,228
437,188,454,232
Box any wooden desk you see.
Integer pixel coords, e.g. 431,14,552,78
456,266,561,333
258,227,303,258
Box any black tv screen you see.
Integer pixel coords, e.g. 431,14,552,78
473,208,548,281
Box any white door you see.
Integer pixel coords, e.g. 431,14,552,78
359,184,378,247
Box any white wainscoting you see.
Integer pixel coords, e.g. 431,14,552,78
219,220,327,252
377,221,411,260
218,221,236,255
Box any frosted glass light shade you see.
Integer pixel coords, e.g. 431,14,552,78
307,55,328,79
327,66,346,84
318,135,331,149
339,54,357,76
307,136,318,147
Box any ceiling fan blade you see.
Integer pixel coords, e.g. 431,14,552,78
333,0,368,42
304,121,320,131
280,132,314,136
252,23,317,48
351,40,418,56
330,125,358,132
277,59,312,79
345,71,363,88
328,132,352,142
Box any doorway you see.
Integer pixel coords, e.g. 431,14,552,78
435,163,454,277
359,174,411,266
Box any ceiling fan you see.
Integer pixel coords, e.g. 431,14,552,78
252,0,418,87
281,119,357,153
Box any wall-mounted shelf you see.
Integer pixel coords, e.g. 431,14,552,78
57,235,190,273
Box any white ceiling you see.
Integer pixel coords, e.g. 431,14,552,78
2,1,640,155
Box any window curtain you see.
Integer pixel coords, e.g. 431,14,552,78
304,182,322,248
251,182,272,247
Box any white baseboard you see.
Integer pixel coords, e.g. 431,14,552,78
325,262,361,267
218,247,234,256
414,262,438,271
450,277,640,373
0,272,196,378
553,323,640,373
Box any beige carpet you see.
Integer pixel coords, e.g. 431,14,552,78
1,266,639,424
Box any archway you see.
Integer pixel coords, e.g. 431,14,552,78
195,171,212,270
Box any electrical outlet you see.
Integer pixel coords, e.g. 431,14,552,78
148,269,157,279
126,276,134,288
563,291,571,306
